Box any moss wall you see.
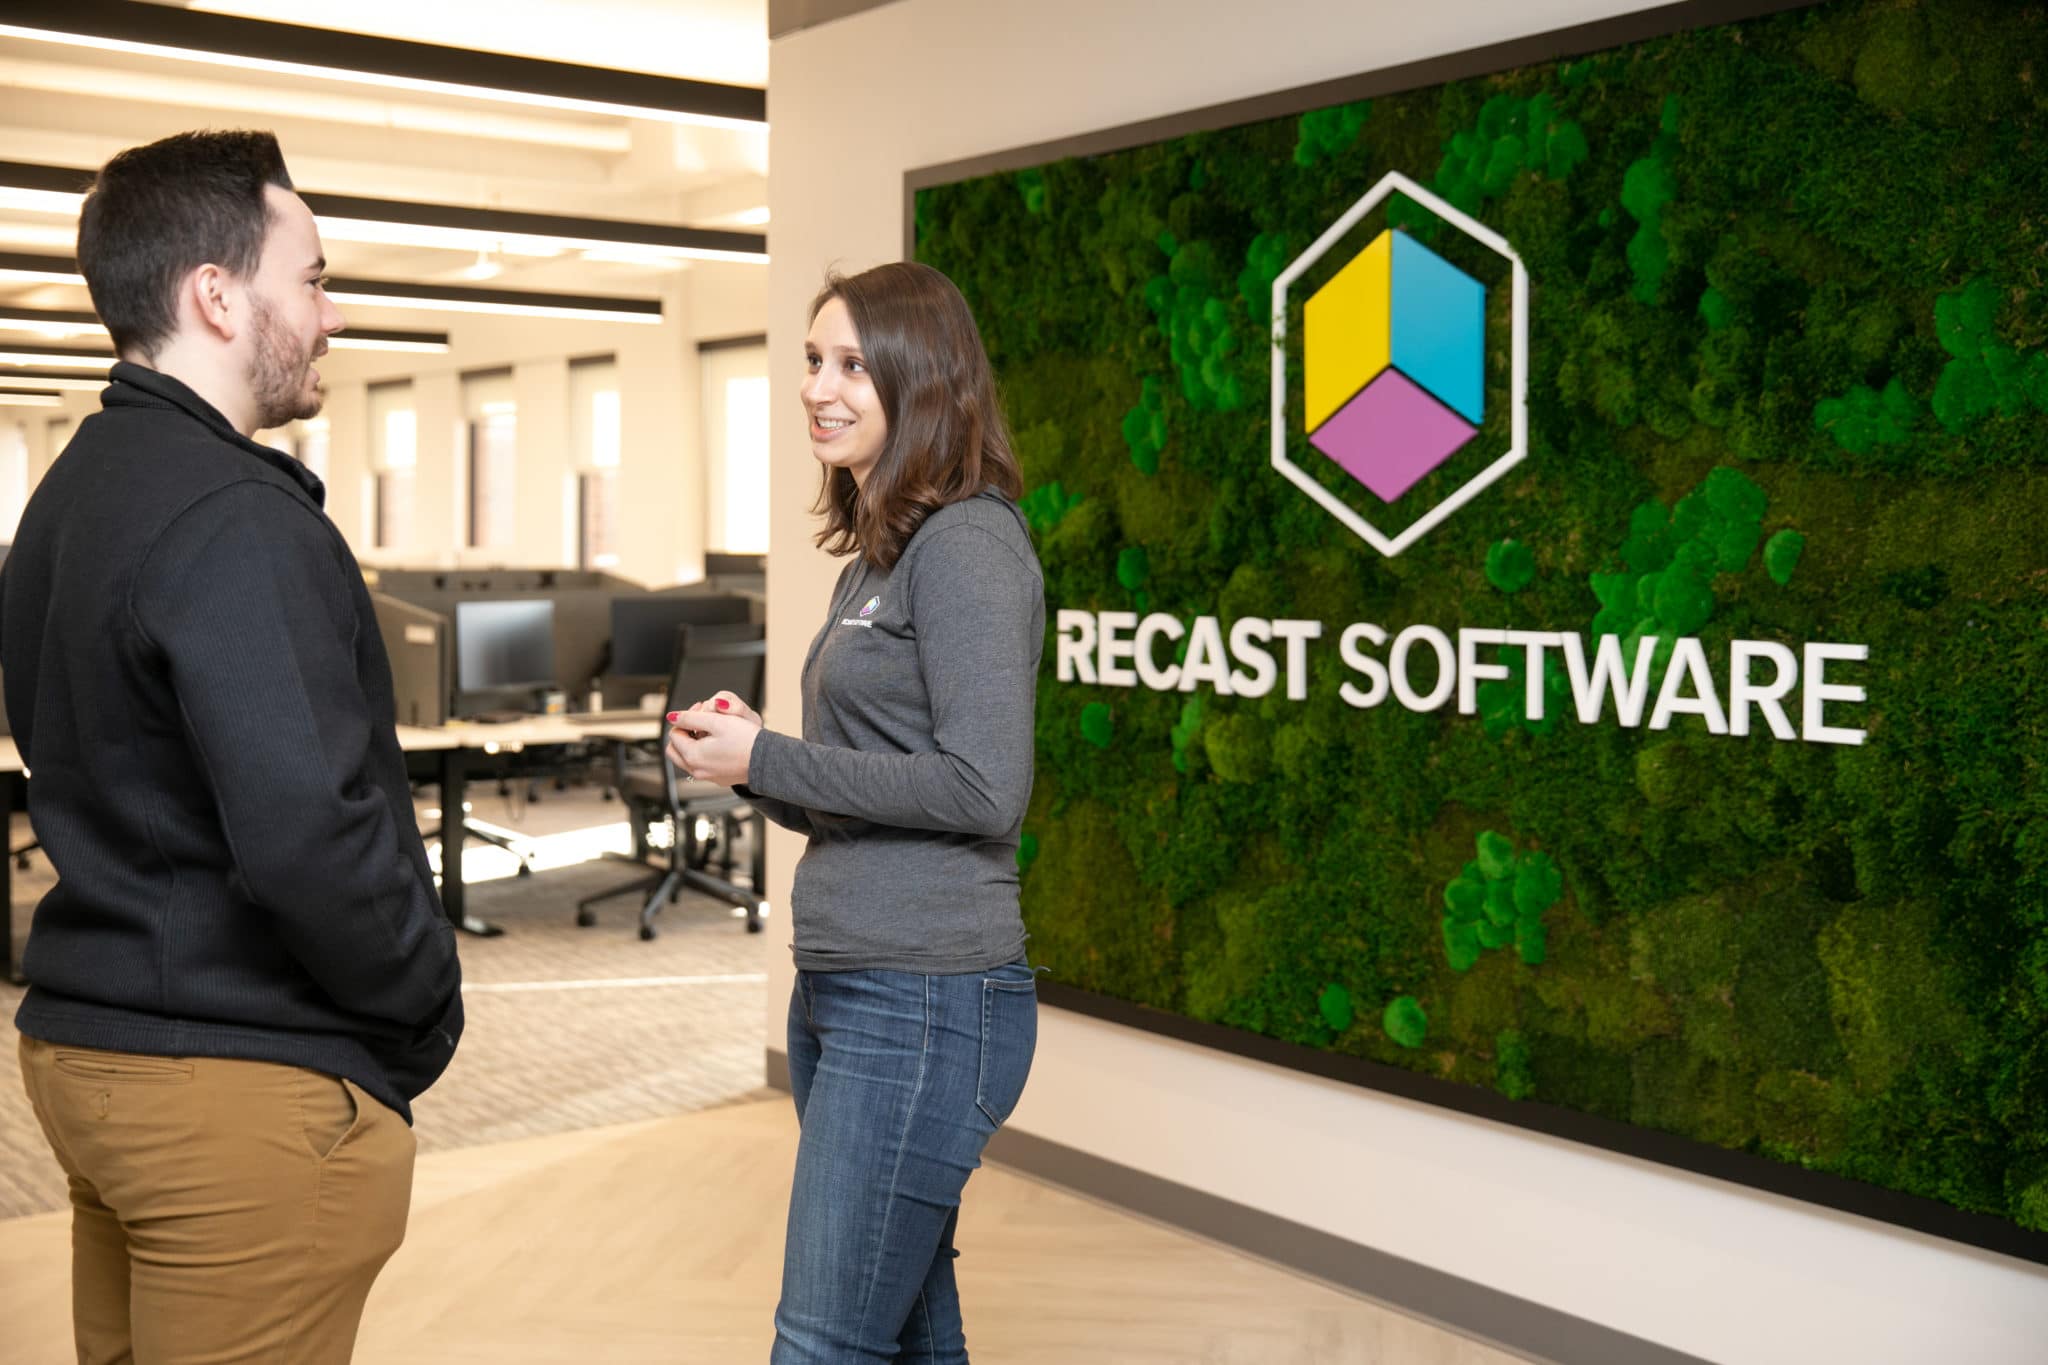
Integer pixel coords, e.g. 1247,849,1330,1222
915,0,2048,1233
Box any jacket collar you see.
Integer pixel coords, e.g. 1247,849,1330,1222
102,361,327,507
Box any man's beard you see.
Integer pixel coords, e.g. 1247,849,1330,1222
247,295,321,431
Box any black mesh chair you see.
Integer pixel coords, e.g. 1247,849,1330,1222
575,628,768,940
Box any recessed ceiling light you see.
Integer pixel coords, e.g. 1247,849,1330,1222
459,249,504,282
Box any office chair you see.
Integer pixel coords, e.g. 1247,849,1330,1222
575,631,768,940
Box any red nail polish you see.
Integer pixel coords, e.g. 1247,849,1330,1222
666,712,681,723
716,699,730,710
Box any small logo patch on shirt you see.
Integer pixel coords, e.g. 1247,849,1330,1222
859,596,880,618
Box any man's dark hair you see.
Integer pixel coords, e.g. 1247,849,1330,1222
76,130,295,358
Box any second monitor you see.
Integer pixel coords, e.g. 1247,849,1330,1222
454,598,556,716
605,593,755,704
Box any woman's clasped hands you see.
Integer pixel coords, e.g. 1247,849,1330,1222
664,691,762,786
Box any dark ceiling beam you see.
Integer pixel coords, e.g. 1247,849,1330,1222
0,0,765,125
0,164,767,261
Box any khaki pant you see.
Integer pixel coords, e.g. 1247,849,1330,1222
18,1036,414,1365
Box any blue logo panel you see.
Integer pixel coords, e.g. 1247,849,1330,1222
1390,232,1486,425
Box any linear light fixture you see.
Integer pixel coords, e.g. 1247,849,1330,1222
0,322,451,358
0,0,765,129
0,187,83,216
329,329,453,354
323,278,665,325
0,391,64,407
0,162,90,216
0,344,110,371
0,250,85,287
0,250,669,325
0,54,634,154
302,192,765,265
0,371,105,392
0,163,767,266
0,305,100,339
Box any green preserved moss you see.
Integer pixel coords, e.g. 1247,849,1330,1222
1384,995,1430,1049
1484,538,1537,593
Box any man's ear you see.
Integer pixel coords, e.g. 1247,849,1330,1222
187,263,239,343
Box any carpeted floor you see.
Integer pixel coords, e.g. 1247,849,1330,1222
0,796,776,1220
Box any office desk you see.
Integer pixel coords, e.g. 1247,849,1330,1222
0,720,667,977
1,736,22,984
399,716,664,936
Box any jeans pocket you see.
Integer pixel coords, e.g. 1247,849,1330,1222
975,971,1038,1128
52,1051,194,1085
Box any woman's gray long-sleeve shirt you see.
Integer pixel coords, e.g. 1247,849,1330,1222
741,490,1042,974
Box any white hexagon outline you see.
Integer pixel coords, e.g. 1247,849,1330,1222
1268,170,1528,558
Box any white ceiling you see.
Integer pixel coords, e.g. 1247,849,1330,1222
0,1,770,351
163,0,771,86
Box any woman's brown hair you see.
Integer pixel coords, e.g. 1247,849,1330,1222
808,262,1022,570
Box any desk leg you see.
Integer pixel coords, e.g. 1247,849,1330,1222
437,748,503,939
2,773,19,985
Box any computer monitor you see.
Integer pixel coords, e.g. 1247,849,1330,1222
701,552,766,595
453,598,556,715
371,592,450,728
605,594,754,703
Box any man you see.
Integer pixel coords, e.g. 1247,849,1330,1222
0,130,462,1363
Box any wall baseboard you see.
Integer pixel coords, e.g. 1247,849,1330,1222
763,1047,1708,1365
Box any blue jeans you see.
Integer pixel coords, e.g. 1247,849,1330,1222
772,962,1037,1364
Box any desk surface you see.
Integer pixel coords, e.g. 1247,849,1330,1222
397,715,662,753
395,725,464,753
0,724,655,763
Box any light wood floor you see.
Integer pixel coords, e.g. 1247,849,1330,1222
0,1097,1527,1364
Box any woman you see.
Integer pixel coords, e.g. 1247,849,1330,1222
667,260,1043,1364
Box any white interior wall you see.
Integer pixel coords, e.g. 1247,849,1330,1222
510,357,573,566
762,3,2048,1362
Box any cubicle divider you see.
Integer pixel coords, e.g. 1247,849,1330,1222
367,567,764,721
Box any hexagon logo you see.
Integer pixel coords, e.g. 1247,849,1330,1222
1270,171,1527,557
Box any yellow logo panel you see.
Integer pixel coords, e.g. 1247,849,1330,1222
1302,229,1392,432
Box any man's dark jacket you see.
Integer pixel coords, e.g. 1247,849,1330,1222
0,363,461,1121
